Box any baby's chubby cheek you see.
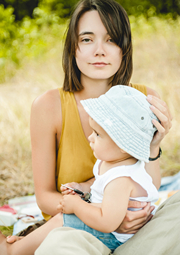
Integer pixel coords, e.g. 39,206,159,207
89,142,94,151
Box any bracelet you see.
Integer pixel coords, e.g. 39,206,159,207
149,147,162,161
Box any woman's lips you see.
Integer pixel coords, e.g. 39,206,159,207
91,62,109,67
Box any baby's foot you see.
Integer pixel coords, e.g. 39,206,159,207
0,231,11,255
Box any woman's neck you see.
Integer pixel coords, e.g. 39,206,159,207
74,76,111,101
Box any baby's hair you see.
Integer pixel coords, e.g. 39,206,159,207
62,0,133,92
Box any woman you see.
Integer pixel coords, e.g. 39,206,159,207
4,0,172,251
31,0,169,221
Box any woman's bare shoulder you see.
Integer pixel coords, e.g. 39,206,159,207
31,88,62,132
32,88,61,111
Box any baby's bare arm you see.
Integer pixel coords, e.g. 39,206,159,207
60,177,132,233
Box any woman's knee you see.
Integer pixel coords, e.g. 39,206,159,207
49,213,63,227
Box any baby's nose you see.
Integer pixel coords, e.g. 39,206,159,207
88,133,94,142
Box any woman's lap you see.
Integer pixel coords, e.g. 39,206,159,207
63,213,122,251
35,192,180,255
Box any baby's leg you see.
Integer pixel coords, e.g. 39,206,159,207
0,213,63,255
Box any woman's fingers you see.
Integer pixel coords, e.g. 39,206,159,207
61,189,75,195
147,95,172,130
147,95,172,122
60,183,76,195
121,214,153,234
146,95,172,146
151,118,166,141
6,236,23,243
60,182,81,195
116,203,154,234
150,105,170,133
128,200,148,209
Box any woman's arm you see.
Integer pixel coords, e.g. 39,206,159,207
145,87,172,189
60,177,132,233
116,86,172,233
30,89,63,216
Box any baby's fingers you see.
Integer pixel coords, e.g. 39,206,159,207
57,203,63,212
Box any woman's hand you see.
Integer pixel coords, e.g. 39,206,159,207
145,90,172,188
146,94,172,153
115,201,154,234
6,236,24,244
60,182,83,195
60,178,94,195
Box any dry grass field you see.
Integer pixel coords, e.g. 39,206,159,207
0,17,180,208
0,47,64,205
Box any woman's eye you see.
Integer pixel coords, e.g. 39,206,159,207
82,38,91,42
108,38,114,43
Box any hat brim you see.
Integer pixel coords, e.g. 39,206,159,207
81,96,151,163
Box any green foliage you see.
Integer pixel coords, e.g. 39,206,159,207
0,225,13,236
0,5,16,43
0,4,66,83
38,0,180,18
149,0,180,17
1,0,180,21
117,0,180,17
0,5,18,81
38,0,71,17
1,0,38,20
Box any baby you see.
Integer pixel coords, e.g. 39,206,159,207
59,85,159,251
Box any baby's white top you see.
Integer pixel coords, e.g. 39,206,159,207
90,159,159,243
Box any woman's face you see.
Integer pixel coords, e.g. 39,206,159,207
75,10,122,83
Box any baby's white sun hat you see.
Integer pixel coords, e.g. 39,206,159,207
81,85,158,162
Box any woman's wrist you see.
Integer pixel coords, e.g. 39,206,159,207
80,178,95,192
149,147,162,161
149,144,161,158
78,182,90,193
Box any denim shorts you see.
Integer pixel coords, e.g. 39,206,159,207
63,214,123,251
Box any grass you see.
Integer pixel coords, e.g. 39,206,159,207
130,16,180,176
0,44,64,207
0,47,64,235
0,225,13,236
0,16,180,233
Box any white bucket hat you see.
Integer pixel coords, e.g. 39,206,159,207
81,85,159,162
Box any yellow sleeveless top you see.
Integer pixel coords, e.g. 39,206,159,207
42,84,147,220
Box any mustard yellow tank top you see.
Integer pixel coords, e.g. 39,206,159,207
42,84,147,220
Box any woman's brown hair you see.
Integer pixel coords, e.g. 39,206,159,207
62,0,132,92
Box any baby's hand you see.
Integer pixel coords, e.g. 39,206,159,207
60,182,82,195
57,194,81,214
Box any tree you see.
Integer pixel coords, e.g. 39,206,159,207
1,0,38,20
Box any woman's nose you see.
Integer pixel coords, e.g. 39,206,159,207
94,41,106,56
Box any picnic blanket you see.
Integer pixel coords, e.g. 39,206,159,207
159,171,180,191
8,195,43,235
